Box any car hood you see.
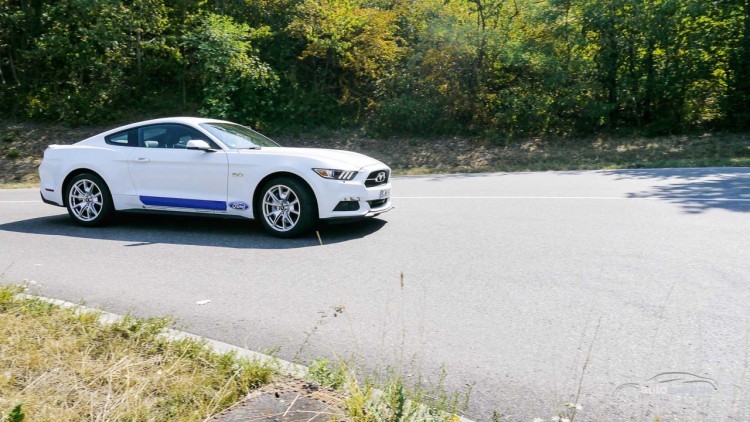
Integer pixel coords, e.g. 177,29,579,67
240,147,384,170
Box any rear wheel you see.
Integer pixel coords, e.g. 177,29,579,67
257,177,315,238
65,173,114,226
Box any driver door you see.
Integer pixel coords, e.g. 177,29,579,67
127,124,229,212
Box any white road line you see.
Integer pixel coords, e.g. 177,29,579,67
393,196,750,201
0,201,40,203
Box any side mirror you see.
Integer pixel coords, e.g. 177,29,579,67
186,140,215,152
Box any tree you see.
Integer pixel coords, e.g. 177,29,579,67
289,0,403,119
727,0,750,128
182,13,277,119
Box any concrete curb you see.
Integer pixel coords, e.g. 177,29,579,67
17,293,475,422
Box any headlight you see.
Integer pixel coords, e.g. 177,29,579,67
313,168,358,180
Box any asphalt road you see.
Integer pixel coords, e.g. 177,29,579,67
2,167,750,421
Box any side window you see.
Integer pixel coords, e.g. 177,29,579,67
138,124,220,149
140,126,168,148
105,129,137,147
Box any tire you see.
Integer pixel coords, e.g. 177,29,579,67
65,173,114,227
257,177,316,238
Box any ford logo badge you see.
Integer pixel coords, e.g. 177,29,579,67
229,201,249,210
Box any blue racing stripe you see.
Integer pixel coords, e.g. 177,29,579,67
139,196,227,211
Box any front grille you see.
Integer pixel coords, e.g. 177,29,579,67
365,170,390,187
368,199,388,209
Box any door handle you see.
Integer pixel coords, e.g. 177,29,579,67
133,158,150,163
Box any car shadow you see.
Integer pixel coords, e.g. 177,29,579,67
0,213,388,249
601,168,750,214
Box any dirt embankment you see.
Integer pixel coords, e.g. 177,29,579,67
1,122,112,184
2,120,749,185
0,121,501,184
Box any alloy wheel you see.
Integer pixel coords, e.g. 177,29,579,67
262,184,301,232
68,179,104,222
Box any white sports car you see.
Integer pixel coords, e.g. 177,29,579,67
39,117,393,237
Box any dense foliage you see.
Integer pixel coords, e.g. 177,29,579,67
1,0,749,137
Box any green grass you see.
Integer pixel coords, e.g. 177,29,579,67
307,358,470,421
0,285,275,421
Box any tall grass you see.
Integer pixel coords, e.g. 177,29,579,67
306,358,470,421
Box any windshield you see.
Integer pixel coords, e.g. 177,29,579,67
200,123,280,149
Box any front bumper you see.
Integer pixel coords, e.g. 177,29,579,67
315,165,393,220
323,204,394,224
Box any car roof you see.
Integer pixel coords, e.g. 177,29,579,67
115,116,229,130
73,117,236,146
86,117,232,140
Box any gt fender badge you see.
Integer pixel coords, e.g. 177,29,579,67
228,201,249,210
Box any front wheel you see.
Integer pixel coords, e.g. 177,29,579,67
65,173,114,227
257,177,316,238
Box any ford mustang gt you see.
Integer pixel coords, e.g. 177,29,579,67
38,117,392,237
